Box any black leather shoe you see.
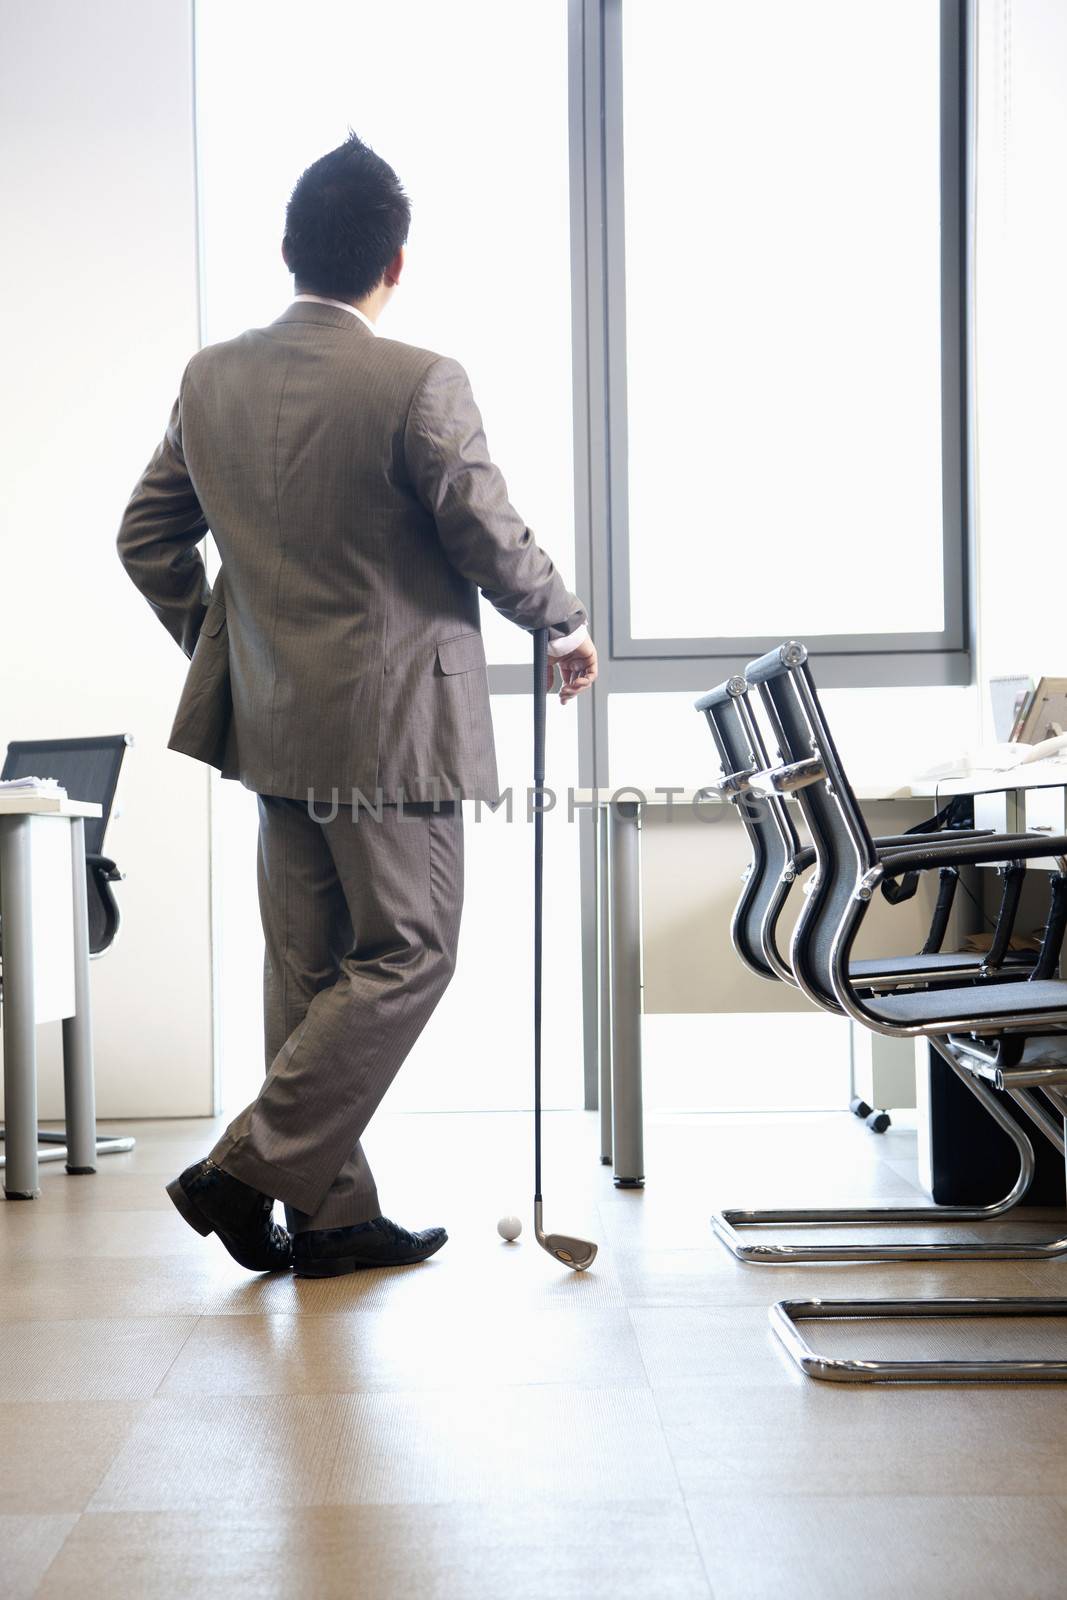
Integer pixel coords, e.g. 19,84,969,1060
166,1158,292,1273
293,1216,448,1278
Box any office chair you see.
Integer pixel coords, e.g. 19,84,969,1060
733,643,1067,1380
694,673,1037,994
698,655,1067,1267
0,735,135,1168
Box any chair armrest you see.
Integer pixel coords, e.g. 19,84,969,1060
708,768,756,798
86,853,123,882
747,757,826,796
878,834,1067,879
875,830,992,851
790,830,993,878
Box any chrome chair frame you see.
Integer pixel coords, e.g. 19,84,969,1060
738,643,1067,1381
771,1297,1067,1383
699,661,1063,1265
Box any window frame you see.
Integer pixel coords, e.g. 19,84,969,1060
566,0,975,693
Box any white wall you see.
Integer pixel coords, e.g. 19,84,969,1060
0,0,214,1117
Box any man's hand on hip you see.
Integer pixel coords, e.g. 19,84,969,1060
548,636,598,704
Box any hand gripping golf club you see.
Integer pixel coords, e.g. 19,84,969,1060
533,626,598,1272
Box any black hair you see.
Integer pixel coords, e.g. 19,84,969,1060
283,131,411,302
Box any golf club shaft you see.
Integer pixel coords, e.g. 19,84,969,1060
533,625,547,1203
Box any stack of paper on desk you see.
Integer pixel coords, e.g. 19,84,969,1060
0,776,67,797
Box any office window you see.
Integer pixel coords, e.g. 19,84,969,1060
194,0,574,669
195,2,582,1112
615,0,956,658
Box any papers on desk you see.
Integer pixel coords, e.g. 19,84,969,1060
917,742,1067,781
0,776,67,797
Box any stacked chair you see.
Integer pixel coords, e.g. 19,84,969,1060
696,643,1067,1382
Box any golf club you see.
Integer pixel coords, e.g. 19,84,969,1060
532,625,598,1272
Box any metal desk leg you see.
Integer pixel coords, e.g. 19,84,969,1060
578,804,601,1113
598,803,613,1166
609,799,644,1187
0,816,40,1198
62,817,97,1173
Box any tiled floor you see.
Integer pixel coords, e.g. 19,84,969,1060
4,1107,1067,1598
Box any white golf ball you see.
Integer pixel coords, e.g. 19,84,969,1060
497,1215,522,1241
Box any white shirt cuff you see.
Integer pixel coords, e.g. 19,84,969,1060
546,622,590,658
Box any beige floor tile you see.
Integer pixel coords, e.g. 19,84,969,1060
160,1306,647,1396
0,1402,145,1512
59,1118,227,1177
202,1240,627,1316
884,1155,925,1187
614,1243,1059,1309
788,1306,1067,1365
0,1514,78,1600
0,1208,204,1261
0,1252,234,1323
599,1174,926,1253
90,1386,679,1510
685,1494,1067,1600
36,1502,712,1600
630,1305,801,1387
24,1170,180,1213
0,1317,197,1402
6,1106,1067,1596
655,1381,1067,1497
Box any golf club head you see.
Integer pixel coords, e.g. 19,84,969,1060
534,1202,598,1271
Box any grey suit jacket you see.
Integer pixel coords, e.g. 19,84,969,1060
116,301,587,803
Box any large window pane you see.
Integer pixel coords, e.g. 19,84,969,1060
621,0,945,643
194,0,574,667
196,2,583,1115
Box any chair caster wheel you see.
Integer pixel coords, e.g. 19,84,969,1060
865,1109,892,1134
849,1096,873,1120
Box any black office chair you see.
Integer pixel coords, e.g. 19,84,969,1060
694,672,1037,996
0,734,135,1167
699,652,1067,1268
737,644,1067,1380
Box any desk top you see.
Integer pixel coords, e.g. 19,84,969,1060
0,795,102,819
574,766,1067,809
935,762,1067,798
571,783,937,807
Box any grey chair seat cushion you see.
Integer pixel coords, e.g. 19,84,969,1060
868,978,1067,1026
853,951,1032,981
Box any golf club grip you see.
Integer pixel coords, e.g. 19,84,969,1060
533,627,547,785
533,626,547,1200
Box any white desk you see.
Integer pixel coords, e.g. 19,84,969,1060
577,776,983,1189
937,763,1067,862
0,796,103,1197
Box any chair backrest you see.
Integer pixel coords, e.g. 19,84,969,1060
694,674,800,982
745,643,876,1011
2,735,131,857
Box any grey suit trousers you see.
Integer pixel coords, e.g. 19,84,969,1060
209,795,463,1232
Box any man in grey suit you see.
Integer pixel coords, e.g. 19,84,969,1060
118,133,597,1278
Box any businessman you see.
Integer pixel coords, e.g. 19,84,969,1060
118,133,596,1278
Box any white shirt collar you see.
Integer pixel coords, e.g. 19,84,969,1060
292,294,377,336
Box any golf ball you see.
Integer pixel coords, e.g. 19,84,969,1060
497,1215,522,1241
